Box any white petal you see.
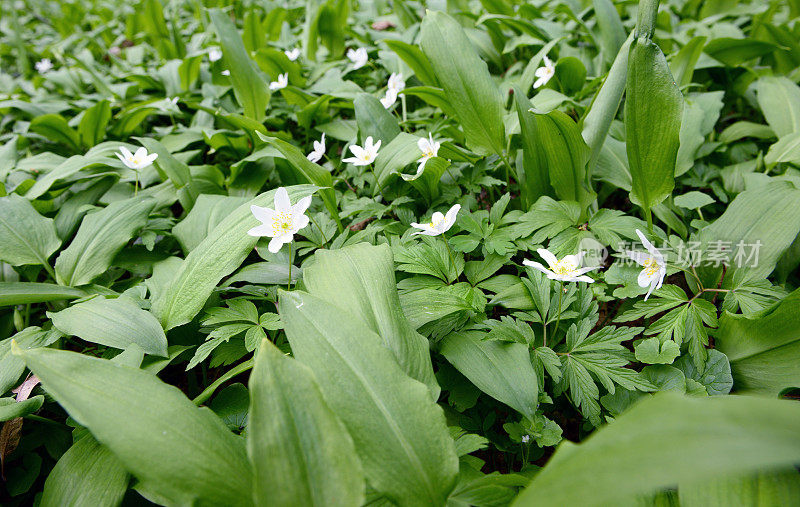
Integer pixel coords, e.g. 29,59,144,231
626,250,649,266
292,195,312,216
248,224,274,237
292,213,310,232
431,211,444,224
637,268,656,288
572,265,599,276
533,76,547,89
635,229,657,256
268,235,291,253
115,152,129,165
537,248,559,269
145,153,158,165
274,187,290,212
444,204,461,229
342,156,361,165
573,275,595,283
134,147,148,159
523,260,556,279
250,204,275,224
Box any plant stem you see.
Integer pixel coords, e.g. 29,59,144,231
442,235,457,283
551,280,565,344
499,152,514,190
134,170,139,197
287,241,293,291
193,358,254,405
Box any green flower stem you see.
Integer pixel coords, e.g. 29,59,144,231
442,235,457,283
288,241,293,291
551,280,565,346
192,358,254,406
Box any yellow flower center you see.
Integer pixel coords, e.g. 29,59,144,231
550,259,576,276
272,211,293,233
643,257,660,276
429,217,443,229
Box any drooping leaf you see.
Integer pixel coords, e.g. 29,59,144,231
278,290,459,505
514,392,800,506
49,297,168,357
420,11,505,155
248,340,365,506
14,346,252,506
0,194,61,268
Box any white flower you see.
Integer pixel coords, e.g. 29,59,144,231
342,136,381,166
269,73,288,91
533,55,555,89
248,187,312,253
285,48,301,61
521,435,531,444
35,58,53,74
387,72,405,92
410,204,460,236
159,97,179,113
208,48,223,62
221,69,230,76
523,248,599,283
380,87,398,109
307,133,326,163
347,47,368,69
627,229,667,300
417,133,440,172
116,146,158,170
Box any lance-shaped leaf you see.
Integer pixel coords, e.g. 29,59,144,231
514,392,800,506
441,331,538,420
49,297,168,357
0,283,85,307
624,4,683,225
354,93,400,144
13,346,252,506
278,291,458,505
55,197,156,286
151,185,317,329
248,340,365,506
302,243,439,398
716,287,800,396
41,435,129,507
0,194,61,268
513,86,552,208
209,8,269,121
420,10,505,156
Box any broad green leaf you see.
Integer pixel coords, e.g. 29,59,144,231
354,93,400,144
716,287,800,396
278,290,459,505
41,436,128,507
514,392,800,506
151,185,317,330
14,346,252,506
25,154,112,200
0,395,44,421
592,0,626,64
49,297,168,357
625,14,683,224
30,114,80,152
248,340,365,506
669,36,706,87
136,137,199,209
697,181,800,279
0,282,85,307
513,85,552,207
373,132,422,189
55,197,156,286
440,331,538,420
303,243,439,398
581,34,632,171
420,11,505,155
173,195,249,254
523,109,594,214
679,469,800,506
0,194,61,268
209,8,269,121
765,132,800,168
719,121,775,144
756,77,800,138
255,134,341,230
673,191,714,210
383,39,439,87
703,38,777,67
78,100,111,149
